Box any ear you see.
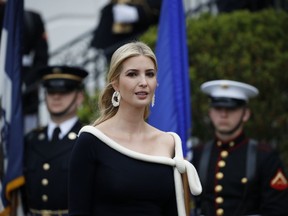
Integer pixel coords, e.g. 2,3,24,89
76,91,84,106
243,107,251,122
111,80,119,92
208,108,212,117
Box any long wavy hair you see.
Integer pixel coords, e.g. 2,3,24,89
93,41,158,126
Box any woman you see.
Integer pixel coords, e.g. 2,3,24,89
68,41,202,216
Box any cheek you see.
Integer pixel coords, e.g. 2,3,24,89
76,95,84,106
45,95,53,104
209,114,217,123
65,94,76,103
149,79,158,90
119,78,136,92
120,83,134,93
208,110,215,118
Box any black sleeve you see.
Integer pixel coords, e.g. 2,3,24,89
258,149,288,215
68,132,98,216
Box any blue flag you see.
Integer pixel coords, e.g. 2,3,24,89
0,0,24,214
148,0,191,157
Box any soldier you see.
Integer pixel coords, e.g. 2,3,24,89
22,66,88,216
192,80,288,216
90,0,162,62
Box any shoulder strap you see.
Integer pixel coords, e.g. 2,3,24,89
198,140,213,188
24,11,34,37
233,139,258,215
246,139,258,181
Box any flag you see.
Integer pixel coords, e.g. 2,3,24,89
148,0,191,157
0,0,24,215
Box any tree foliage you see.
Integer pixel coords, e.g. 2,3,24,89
140,9,288,168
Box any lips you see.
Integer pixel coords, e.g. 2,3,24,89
135,91,148,95
135,91,149,99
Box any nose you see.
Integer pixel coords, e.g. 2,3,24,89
219,108,228,117
138,75,148,87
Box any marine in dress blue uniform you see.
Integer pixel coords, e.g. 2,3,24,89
192,80,288,216
22,66,88,216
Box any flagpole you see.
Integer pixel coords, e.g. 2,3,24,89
182,173,190,216
10,191,17,216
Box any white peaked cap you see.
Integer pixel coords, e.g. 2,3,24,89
201,80,259,101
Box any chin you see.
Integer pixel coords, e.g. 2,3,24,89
49,108,64,114
217,127,231,133
134,102,149,108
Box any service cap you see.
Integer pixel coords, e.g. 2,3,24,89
39,66,88,92
201,80,259,108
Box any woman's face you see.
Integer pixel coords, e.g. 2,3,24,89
114,55,157,108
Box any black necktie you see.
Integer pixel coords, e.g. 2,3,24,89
51,127,61,142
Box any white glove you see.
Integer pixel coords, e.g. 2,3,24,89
112,4,139,23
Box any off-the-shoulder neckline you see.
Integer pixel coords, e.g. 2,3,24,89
78,125,182,165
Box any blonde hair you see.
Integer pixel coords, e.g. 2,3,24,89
93,41,158,126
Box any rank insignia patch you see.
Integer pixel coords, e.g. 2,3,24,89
270,169,288,190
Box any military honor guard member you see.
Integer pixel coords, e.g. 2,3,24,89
22,66,88,216
90,0,162,61
192,80,288,216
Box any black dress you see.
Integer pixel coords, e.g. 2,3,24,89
68,126,202,216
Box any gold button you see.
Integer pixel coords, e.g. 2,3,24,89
38,133,45,140
42,210,51,216
218,160,226,168
41,178,49,186
43,163,50,170
217,141,222,147
220,150,228,158
241,177,248,184
42,194,48,202
229,141,235,147
68,132,77,140
216,196,224,204
215,185,223,192
216,172,224,180
216,208,224,216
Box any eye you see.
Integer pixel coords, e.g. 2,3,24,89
146,71,156,77
126,71,137,77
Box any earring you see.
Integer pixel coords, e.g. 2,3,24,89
151,94,155,107
112,91,121,107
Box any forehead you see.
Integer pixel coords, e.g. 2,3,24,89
121,55,155,69
46,89,76,95
210,106,245,112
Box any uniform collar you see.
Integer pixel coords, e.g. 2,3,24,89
48,117,78,140
215,132,247,149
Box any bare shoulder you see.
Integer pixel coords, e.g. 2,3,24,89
94,121,111,134
158,131,175,147
149,126,175,157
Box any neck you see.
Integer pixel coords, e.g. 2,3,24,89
215,128,243,142
50,113,76,125
110,109,147,135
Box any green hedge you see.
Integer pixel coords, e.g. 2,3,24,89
140,9,288,168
